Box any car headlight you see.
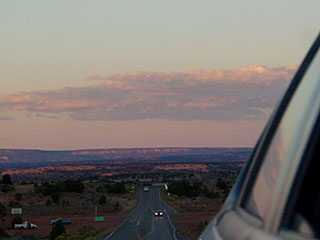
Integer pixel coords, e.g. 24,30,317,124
160,213,163,215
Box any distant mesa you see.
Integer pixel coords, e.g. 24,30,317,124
0,147,252,164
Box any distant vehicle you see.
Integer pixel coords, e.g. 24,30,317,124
50,218,71,225
143,187,149,192
154,210,163,216
14,221,37,229
201,33,320,239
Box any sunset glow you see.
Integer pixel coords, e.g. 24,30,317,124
1,1,319,150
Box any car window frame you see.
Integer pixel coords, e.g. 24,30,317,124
279,112,320,238
236,32,320,228
201,33,320,240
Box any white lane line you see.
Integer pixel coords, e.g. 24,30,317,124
159,188,178,240
105,189,144,240
136,218,141,226
163,208,178,240
159,189,177,214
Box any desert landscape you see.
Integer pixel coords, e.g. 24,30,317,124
0,148,249,239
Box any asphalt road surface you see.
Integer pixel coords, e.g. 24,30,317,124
106,187,177,240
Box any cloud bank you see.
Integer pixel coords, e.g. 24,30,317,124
0,65,297,121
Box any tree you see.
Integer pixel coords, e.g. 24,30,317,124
0,227,10,238
49,221,65,240
114,202,120,211
216,178,227,190
8,201,21,208
2,174,12,185
15,193,22,201
205,191,219,199
46,199,52,206
51,193,60,205
106,183,126,194
0,203,6,218
98,195,107,205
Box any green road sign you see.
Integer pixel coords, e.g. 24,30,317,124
94,217,104,221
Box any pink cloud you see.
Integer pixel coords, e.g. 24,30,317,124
0,65,297,121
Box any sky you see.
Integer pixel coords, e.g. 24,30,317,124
0,1,319,150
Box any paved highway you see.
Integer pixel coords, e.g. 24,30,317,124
106,187,177,240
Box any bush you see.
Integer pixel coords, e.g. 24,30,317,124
196,221,208,236
216,178,227,190
11,215,22,229
15,193,22,201
205,191,219,199
105,183,126,194
2,174,12,185
98,195,107,205
0,203,7,218
8,201,21,208
46,199,52,206
114,202,120,211
0,227,10,238
51,193,60,205
1,185,15,193
39,180,85,196
33,183,40,193
49,221,65,240
78,224,96,235
168,180,201,198
21,234,36,240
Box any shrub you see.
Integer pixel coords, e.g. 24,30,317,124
15,193,22,201
105,183,126,194
196,221,208,236
51,193,60,205
39,180,85,196
98,195,107,205
1,185,15,193
0,227,10,238
2,174,12,185
46,199,52,206
8,201,21,208
49,221,65,240
11,215,22,229
168,180,200,197
205,191,219,199
114,202,120,211
216,178,227,190
0,203,7,218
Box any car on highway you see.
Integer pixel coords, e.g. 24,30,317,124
201,32,320,240
50,218,71,225
154,210,163,217
144,187,149,192
14,221,37,229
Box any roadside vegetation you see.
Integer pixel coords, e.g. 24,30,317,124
0,174,137,239
164,178,233,212
164,178,236,240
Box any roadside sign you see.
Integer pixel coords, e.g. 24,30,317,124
94,217,104,221
11,208,22,214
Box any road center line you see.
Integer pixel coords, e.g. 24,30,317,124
139,189,156,239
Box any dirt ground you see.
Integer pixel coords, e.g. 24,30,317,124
4,214,124,237
171,213,215,240
0,183,138,239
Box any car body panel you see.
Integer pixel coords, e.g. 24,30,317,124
155,210,163,216
50,218,71,225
